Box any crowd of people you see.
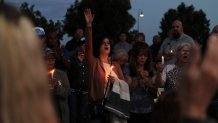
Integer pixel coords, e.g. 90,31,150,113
2,4,218,123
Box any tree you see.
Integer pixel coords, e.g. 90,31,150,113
1,0,4,4
159,2,210,44
20,2,64,39
64,0,135,41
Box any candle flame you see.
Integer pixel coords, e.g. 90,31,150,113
48,69,55,74
110,66,114,71
170,50,173,53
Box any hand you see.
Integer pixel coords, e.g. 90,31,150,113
178,35,218,119
84,8,94,27
138,70,149,84
108,75,115,84
124,75,132,85
156,62,164,73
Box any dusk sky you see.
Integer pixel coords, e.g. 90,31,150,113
7,0,218,45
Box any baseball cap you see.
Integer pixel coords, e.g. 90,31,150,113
34,27,45,36
44,48,56,58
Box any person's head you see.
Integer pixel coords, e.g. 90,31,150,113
130,42,152,74
75,46,85,63
44,48,56,70
176,43,192,64
0,4,56,123
34,27,46,44
172,20,183,39
212,25,218,34
151,91,181,123
113,49,128,66
153,35,161,45
119,32,128,42
74,28,84,40
46,31,59,47
94,34,111,58
134,32,146,43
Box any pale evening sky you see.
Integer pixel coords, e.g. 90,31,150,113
7,0,218,45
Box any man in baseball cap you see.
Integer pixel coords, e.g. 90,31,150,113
34,27,46,48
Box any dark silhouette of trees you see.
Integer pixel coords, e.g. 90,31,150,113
64,0,135,41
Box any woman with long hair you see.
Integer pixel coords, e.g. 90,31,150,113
0,4,57,123
84,9,128,123
128,42,157,123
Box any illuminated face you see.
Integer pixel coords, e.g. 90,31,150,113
99,38,110,55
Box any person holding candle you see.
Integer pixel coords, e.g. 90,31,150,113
159,43,192,92
45,48,71,123
158,20,194,64
84,9,128,123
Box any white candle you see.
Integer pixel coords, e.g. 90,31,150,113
162,56,164,64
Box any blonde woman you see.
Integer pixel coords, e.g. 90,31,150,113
0,4,57,123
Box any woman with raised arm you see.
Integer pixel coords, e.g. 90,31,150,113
84,9,128,123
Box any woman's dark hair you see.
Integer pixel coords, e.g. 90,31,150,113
151,90,181,123
93,34,112,58
129,42,152,76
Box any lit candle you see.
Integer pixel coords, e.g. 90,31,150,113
49,69,55,79
170,49,173,53
161,56,164,64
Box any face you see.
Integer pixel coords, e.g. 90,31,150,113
119,33,127,42
153,35,161,45
75,28,84,39
99,38,110,55
137,51,148,66
78,51,85,62
177,46,190,63
172,21,183,38
136,35,145,43
47,32,58,46
45,54,55,70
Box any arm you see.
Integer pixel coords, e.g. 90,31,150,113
84,9,95,64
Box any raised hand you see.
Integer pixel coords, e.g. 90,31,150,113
84,8,94,27
178,34,218,119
